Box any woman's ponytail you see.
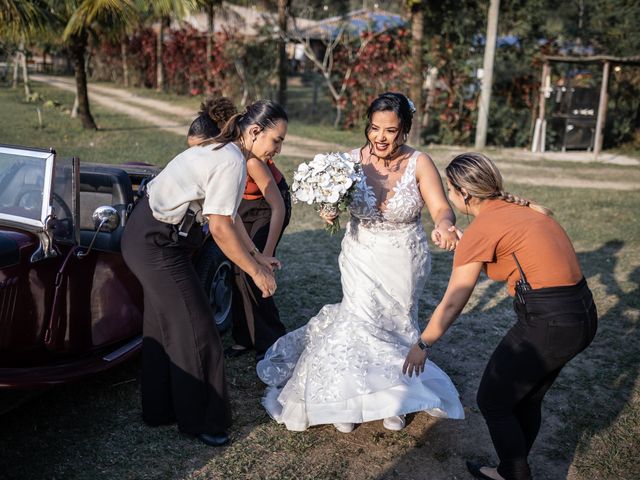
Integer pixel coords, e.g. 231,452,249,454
203,100,288,150
210,113,244,148
446,153,553,216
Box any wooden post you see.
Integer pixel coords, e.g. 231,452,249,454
532,61,550,152
593,60,610,160
474,0,500,149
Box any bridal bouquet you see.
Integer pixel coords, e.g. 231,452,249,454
291,152,361,234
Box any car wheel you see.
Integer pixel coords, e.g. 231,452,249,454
195,241,233,333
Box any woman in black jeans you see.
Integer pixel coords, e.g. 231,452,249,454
121,100,287,447
403,153,597,480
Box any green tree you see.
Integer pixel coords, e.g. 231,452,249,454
142,0,197,92
44,0,139,129
0,0,50,98
197,0,222,89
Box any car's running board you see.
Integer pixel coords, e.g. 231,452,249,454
103,336,142,362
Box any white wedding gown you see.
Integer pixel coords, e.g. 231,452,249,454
257,149,464,431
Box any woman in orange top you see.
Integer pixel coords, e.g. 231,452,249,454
226,117,291,361
187,98,290,360
403,153,597,480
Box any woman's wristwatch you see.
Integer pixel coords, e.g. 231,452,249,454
249,246,260,257
417,338,432,351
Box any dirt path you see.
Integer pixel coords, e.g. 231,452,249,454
31,74,342,156
31,74,639,192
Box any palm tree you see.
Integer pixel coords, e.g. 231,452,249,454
0,0,49,99
49,1,138,130
0,0,49,37
197,0,221,89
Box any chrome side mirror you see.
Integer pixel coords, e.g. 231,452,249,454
77,206,121,259
92,206,120,232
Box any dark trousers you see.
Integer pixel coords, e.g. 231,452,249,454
121,197,231,434
231,178,290,356
476,278,597,480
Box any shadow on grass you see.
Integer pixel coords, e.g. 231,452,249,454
0,233,636,479
0,228,344,480
372,238,639,480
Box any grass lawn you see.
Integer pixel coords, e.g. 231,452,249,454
0,83,638,480
0,84,186,166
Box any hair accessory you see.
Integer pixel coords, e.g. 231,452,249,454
406,97,417,115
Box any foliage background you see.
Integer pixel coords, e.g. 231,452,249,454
1,0,639,148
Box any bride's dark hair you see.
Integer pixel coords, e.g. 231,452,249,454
363,92,414,157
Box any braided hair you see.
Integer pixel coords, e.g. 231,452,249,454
446,152,553,216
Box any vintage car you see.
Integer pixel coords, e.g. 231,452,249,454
0,144,233,395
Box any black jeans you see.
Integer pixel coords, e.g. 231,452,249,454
476,278,597,480
231,178,291,356
121,197,231,434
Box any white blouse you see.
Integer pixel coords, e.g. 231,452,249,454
147,142,246,225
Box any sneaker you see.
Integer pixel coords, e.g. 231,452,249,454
382,415,406,431
333,422,355,433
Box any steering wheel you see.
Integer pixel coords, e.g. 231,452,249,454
15,189,72,218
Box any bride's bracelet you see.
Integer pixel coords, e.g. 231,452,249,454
417,338,432,351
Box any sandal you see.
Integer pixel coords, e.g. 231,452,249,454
224,345,250,359
466,461,501,480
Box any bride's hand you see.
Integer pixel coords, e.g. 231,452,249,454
319,210,339,225
432,223,459,251
452,225,464,240
403,343,428,377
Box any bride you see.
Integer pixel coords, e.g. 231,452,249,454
257,92,465,433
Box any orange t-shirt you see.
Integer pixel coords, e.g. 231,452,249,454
453,200,582,296
243,159,284,200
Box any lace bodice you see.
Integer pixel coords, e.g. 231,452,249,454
348,148,424,229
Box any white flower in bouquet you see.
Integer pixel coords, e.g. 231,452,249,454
291,152,362,234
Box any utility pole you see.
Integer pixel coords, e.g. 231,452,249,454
277,0,289,107
408,0,424,147
474,0,500,149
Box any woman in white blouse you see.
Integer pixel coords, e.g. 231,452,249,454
121,101,288,447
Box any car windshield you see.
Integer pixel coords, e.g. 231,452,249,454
52,156,75,242
0,151,49,221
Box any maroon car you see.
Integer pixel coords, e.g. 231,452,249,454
0,144,232,396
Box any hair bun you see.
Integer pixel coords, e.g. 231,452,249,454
200,97,237,126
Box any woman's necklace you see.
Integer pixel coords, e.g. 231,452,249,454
370,144,406,171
